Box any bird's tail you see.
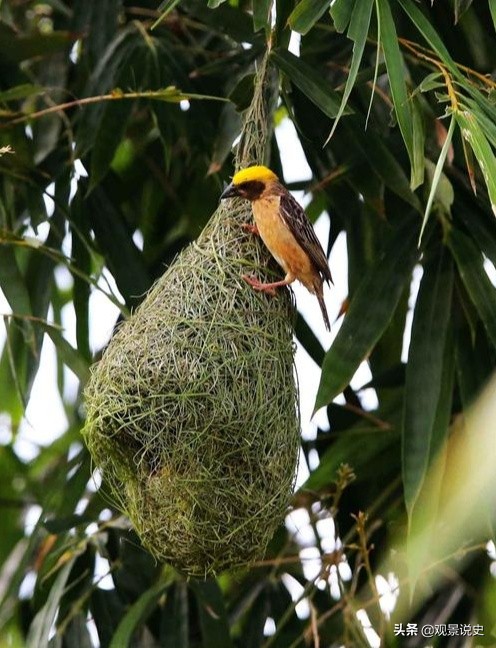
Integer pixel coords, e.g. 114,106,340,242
315,281,331,331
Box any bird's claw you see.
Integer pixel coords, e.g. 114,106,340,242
241,274,277,297
241,223,259,236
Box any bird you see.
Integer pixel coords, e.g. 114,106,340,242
220,165,332,330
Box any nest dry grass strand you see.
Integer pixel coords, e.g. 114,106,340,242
83,54,300,577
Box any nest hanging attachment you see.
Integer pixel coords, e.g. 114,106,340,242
82,53,300,577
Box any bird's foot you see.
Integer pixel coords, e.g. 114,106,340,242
241,223,259,236
242,274,277,296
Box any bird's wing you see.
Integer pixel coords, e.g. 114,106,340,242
279,192,333,284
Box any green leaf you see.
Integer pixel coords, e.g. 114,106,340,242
396,0,458,71
89,99,134,191
70,191,91,361
490,0,496,31
0,245,32,319
0,209,65,422
43,514,91,534
90,590,127,648
253,0,273,32
271,49,346,119
84,185,151,308
454,0,474,24
64,614,94,648
402,248,454,513
455,322,494,409
325,0,374,144
41,324,90,383
455,198,496,269
412,72,444,96
152,0,182,29
295,313,325,366
0,84,42,102
160,582,189,648
330,0,356,33
314,216,420,411
461,96,496,150
418,114,455,245
449,228,496,349
406,327,455,592
228,74,256,112
343,120,422,212
288,0,331,35
0,25,76,63
377,0,420,189
71,0,122,64
190,580,234,648
26,557,77,648
109,581,169,648
456,110,496,217
411,96,425,189
208,0,228,6
429,327,455,460
303,428,397,491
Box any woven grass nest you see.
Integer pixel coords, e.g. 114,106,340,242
82,56,300,577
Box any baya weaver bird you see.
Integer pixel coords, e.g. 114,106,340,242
220,165,332,330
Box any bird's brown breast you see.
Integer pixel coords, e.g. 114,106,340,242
252,196,314,285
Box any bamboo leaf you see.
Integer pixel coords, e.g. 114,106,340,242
84,185,151,308
325,0,374,144
109,582,170,648
41,325,90,383
295,313,325,366
490,0,496,31
190,580,233,648
271,49,346,119
64,614,93,648
454,0,474,24
412,72,444,97
0,84,42,102
397,0,458,71
89,99,134,191
456,199,496,269
449,228,496,349
160,582,189,648
26,557,77,648
343,121,422,212
314,217,420,411
72,0,121,64
455,322,494,409
377,0,420,189
0,245,32,318
90,590,126,648
461,97,496,150
411,96,425,188
456,110,496,217
406,326,455,592
303,428,397,491
151,0,182,30
70,192,91,361
402,248,454,513
253,0,273,32
418,114,455,245
329,0,356,33
288,0,331,35
365,0,381,129
0,25,76,63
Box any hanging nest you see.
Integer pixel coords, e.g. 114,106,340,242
82,54,300,577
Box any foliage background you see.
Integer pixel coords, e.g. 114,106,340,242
1,0,496,646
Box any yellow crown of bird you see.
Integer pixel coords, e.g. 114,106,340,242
232,166,279,185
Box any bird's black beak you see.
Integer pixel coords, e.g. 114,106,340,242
220,182,239,200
